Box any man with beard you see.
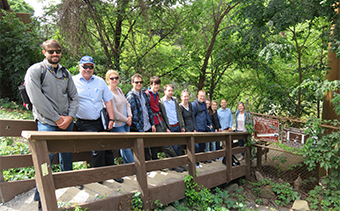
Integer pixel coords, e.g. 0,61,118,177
25,39,79,209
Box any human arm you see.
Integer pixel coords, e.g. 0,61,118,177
104,100,115,130
25,64,60,123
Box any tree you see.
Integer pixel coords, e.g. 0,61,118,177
7,0,34,16
0,11,43,101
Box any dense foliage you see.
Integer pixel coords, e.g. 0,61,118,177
0,11,43,102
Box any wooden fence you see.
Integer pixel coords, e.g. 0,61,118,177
0,119,250,210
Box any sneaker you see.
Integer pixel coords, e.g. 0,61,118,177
114,178,124,183
238,155,244,161
196,164,202,169
169,166,183,173
218,157,224,161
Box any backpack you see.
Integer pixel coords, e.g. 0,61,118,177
194,100,206,117
18,64,69,110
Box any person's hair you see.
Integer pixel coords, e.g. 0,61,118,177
212,100,218,113
238,101,245,108
42,39,61,51
206,99,214,116
181,90,189,103
131,73,143,82
197,90,205,95
150,76,161,85
105,70,119,82
164,84,174,90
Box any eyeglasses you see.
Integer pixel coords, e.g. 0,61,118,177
46,50,61,54
110,77,119,80
82,65,94,70
134,81,143,84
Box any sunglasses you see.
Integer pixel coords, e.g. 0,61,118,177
82,65,94,70
134,81,143,84
110,76,119,80
46,50,61,54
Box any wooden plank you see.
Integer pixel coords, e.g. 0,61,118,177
0,179,36,203
60,192,134,211
0,119,36,137
144,137,188,147
230,165,247,181
231,147,246,155
0,154,33,170
22,131,193,141
53,164,135,189
245,144,251,180
133,138,150,210
145,156,187,172
28,139,58,210
196,169,227,189
187,136,196,181
149,180,186,208
225,136,232,182
46,138,135,153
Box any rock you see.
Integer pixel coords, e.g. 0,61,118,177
261,198,269,205
245,199,256,209
259,185,276,199
226,183,239,192
291,200,310,211
294,174,302,191
255,171,265,182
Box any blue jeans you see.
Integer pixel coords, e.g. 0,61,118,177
34,121,73,201
205,142,216,152
111,125,134,164
170,124,181,156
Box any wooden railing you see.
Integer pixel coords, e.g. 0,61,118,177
0,119,250,210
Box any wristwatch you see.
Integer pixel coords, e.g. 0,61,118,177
109,119,115,122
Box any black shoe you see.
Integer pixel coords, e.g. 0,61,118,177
204,159,212,164
181,165,188,171
75,185,84,190
169,166,183,173
38,200,42,211
98,181,104,184
114,178,124,183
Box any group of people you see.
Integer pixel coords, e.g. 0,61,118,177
25,39,250,209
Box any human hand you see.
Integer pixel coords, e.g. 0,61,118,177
181,128,185,133
167,129,171,133
127,116,132,126
151,125,156,132
56,116,73,130
108,121,114,130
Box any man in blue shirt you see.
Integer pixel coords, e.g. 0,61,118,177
217,99,233,132
192,90,213,154
73,56,123,183
159,84,187,172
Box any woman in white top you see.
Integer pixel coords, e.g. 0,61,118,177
235,101,249,160
106,70,134,164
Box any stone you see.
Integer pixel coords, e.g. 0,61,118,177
261,198,269,205
259,185,276,199
226,183,239,192
255,171,265,182
291,200,310,211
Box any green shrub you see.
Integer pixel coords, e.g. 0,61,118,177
0,11,43,102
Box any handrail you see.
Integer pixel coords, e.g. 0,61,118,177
22,130,250,210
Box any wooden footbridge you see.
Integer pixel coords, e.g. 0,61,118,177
0,119,250,210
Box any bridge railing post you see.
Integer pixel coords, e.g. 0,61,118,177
133,137,150,210
186,136,196,182
28,139,58,210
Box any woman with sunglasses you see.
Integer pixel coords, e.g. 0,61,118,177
105,70,134,164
